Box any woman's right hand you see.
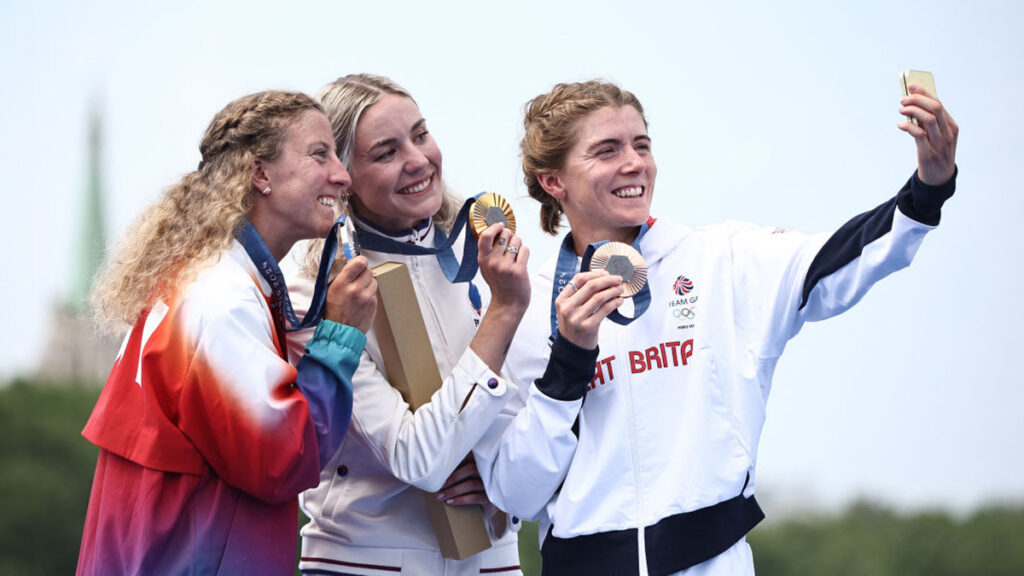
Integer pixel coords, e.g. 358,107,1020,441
555,270,624,350
323,255,377,334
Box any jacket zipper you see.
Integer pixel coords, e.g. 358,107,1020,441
619,322,649,576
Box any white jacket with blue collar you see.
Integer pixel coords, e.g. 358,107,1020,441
286,217,522,576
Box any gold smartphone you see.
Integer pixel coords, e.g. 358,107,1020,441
900,70,937,125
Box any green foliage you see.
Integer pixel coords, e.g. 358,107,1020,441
518,520,542,575
749,500,1024,576
3,378,1023,576
516,501,1024,575
0,379,100,575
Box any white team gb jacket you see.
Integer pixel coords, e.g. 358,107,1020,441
474,172,955,576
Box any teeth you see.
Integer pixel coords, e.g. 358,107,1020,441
613,186,643,198
318,197,337,208
399,176,432,195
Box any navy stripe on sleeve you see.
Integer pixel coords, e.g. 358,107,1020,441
799,169,956,310
535,335,598,401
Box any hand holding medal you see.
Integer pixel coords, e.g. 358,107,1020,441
581,240,651,330
586,242,648,298
328,214,362,283
322,216,376,334
471,192,531,313
550,225,654,348
553,269,627,350
470,192,517,238
472,192,523,260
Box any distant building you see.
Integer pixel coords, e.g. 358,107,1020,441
35,106,120,385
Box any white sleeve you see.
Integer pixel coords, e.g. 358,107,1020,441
348,344,512,492
285,266,514,492
728,189,936,359
472,303,592,521
473,378,583,521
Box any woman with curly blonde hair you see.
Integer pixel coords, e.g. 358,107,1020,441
78,90,378,575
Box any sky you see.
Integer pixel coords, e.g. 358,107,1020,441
2,0,1022,517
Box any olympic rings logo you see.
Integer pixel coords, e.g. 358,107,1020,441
673,307,696,319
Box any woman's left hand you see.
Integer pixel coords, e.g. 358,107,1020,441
469,222,531,373
476,223,531,313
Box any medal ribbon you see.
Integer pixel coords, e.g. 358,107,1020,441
237,216,348,333
354,194,485,313
549,219,655,340
354,195,483,284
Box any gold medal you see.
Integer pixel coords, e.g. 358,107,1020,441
589,242,648,297
470,192,516,237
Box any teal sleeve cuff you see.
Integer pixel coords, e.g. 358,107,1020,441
304,320,367,381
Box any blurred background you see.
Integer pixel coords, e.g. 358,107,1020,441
3,0,1023,573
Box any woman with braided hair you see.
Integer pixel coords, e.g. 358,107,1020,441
473,79,959,575
77,90,377,575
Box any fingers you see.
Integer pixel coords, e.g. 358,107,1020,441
556,270,622,306
439,460,478,492
435,461,486,505
324,255,378,332
477,224,526,262
332,255,369,284
899,85,938,124
570,277,625,318
555,271,625,348
334,257,377,302
476,222,509,259
477,222,531,311
901,84,956,137
501,235,523,259
898,84,958,185
435,476,486,503
439,489,488,507
906,82,936,101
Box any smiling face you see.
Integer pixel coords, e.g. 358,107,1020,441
346,94,443,233
249,109,351,259
541,105,656,251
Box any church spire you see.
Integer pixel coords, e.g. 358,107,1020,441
69,102,108,310
35,102,120,384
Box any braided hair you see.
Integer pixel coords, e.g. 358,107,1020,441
92,91,322,332
520,80,646,235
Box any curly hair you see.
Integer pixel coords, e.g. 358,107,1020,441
92,91,323,333
300,74,462,275
521,80,647,235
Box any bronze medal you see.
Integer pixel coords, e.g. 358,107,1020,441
589,242,648,297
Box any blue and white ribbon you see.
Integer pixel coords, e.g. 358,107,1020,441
549,221,653,340
352,194,486,313
237,216,349,332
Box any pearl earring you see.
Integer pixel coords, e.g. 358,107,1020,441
262,186,272,195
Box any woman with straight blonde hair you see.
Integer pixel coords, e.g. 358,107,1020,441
78,90,377,575
285,73,529,576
